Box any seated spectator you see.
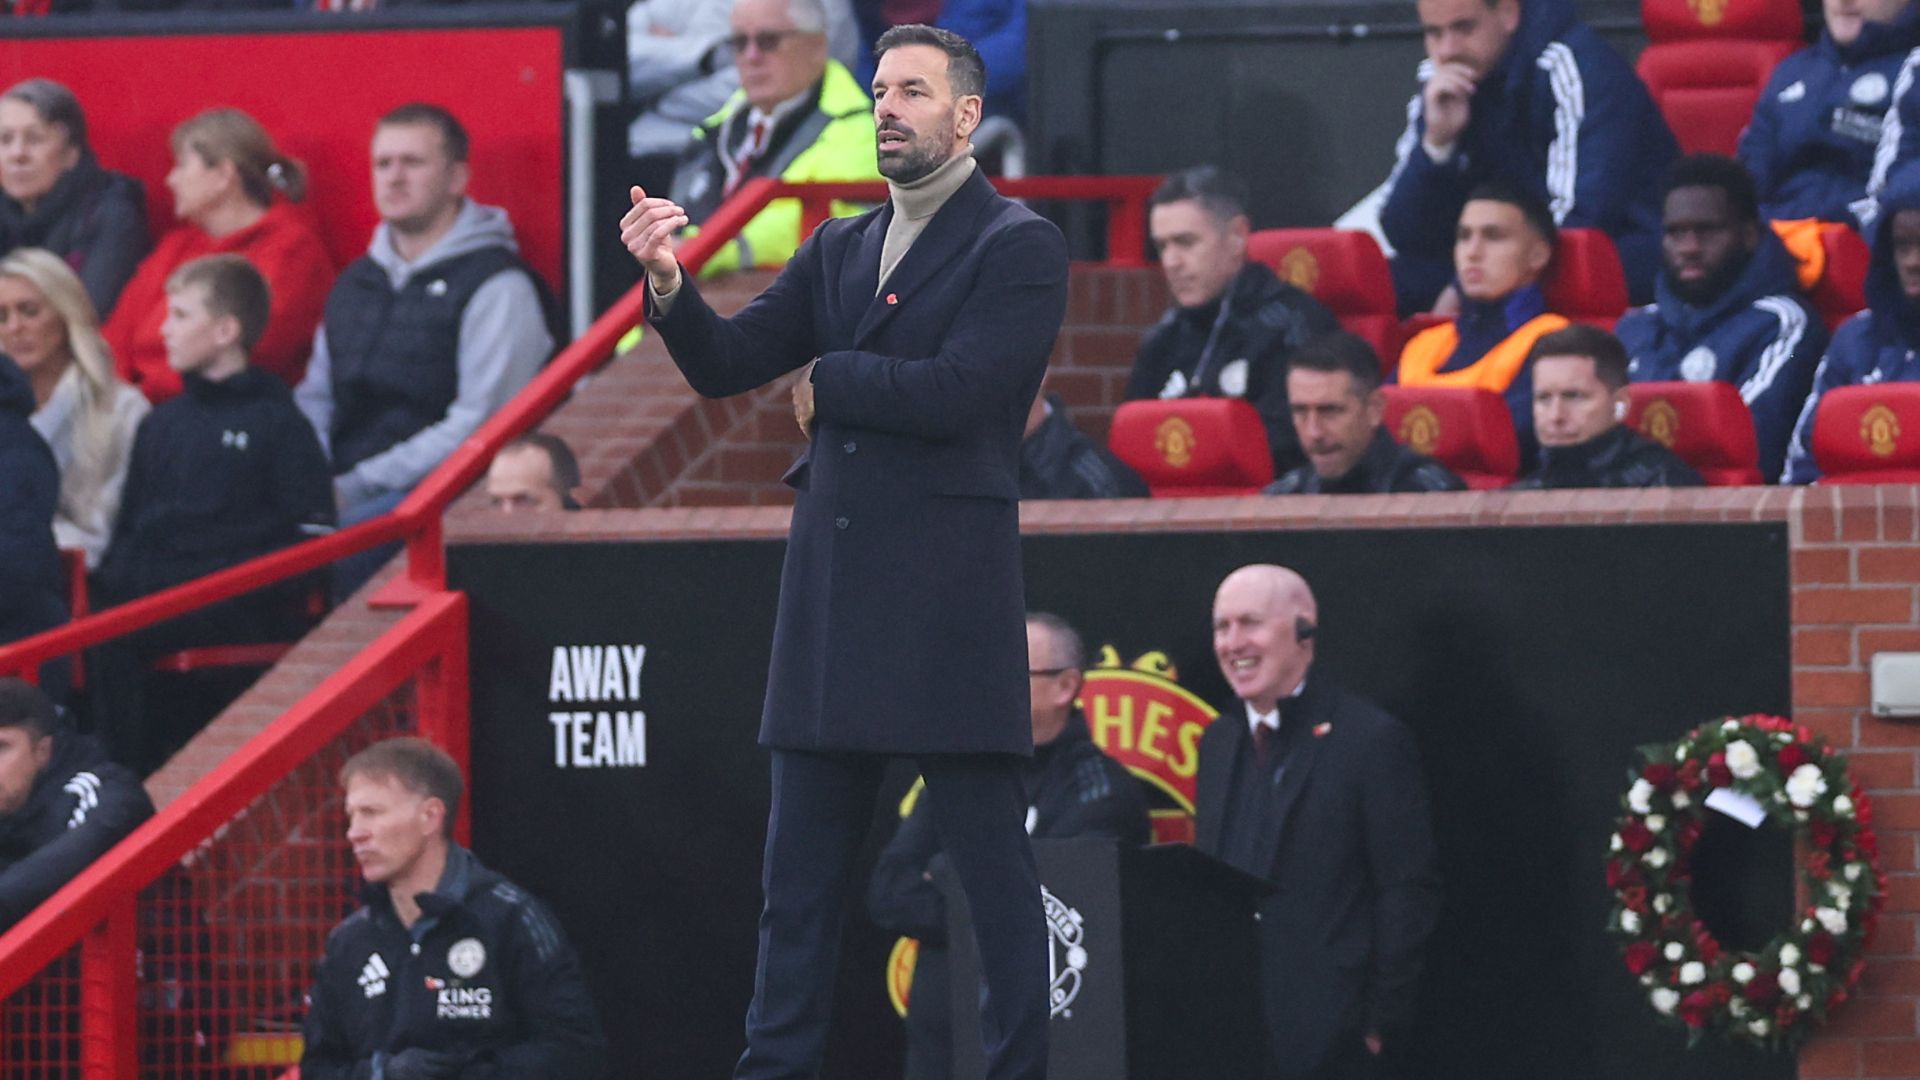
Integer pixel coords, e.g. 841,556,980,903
104,108,334,404
1617,156,1825,482
0,79,148,317
0,678,152,933
1126,166,1338,476
1397,184,1567,457
486,431,585,512
1266,331,1465,494
1742,0,1919,224
1381,0,1675,313
1019,387,1146,499
1786,168,1920,481
867,613,1146,1080
297,104,552,595
0,248,149,567
0,353,64,659
94,255,333,769
667,0,883,276
628,0,861,165
852,2,1020,122
301,737,609,1078
1512,324,1703,489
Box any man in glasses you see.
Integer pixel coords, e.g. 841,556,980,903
666,0,882,276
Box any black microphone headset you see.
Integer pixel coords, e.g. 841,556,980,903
1295,616,1317,643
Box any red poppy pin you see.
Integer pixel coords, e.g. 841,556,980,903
1312,722,1332,738
885,293,898,305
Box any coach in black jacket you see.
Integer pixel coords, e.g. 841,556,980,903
1196,565,1441,1080
869,613,1149,1079
0,678,152,931
622,26,1066,1080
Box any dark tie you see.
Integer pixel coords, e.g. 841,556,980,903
1252,721,1278,769
725,119,768,198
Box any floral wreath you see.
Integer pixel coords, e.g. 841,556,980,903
1606,714,1887,1050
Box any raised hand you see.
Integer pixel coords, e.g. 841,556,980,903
1420,62,1477,157
620,185,691,294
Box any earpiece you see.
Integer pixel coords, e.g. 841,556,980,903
1613,400,1628,421
1295,616,1318,643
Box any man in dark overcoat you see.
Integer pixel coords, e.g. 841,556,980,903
618,24,1068,1080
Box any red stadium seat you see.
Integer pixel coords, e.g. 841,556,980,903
1811,384,1920,482
1543,229,1630,327
1637,41,1797,156
1247,229,1401,367
1379,386,1521,489
1626,382,1764,485
1808,223,1869,331
1641,0,1804,44
1107,398,1274,496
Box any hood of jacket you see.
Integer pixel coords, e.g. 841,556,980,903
1651,226,1803,338
0,354,36,420
366,199,520,290
1827,4,1920,65
1496,0,1578,92
1866,167,1920,345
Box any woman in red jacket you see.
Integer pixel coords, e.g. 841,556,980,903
103,108,334,403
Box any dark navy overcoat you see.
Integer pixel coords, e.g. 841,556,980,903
648,167,1069,754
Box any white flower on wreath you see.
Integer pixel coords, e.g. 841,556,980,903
1610,833,1624,852
1732,962,1756,984
1671,790,1691,810
1845,863,1863,882
1680,961,1707,985
1620,910,1642,934
1664,942,1685,962
1796,994,1813,1010
1674,744,1689,763
1646,814,1667,833
1787,764,1828,808
1810,963,1826,975
1651,988,1680,1015
1834,794,1854,817
1729,998,1749,1018
1748,1018,1771,1037
1653,893,1672,914
1628,779,1654,814
1829,883,1853,911
1722,720,1740,733
1725,740,1761,780
1645,848,1670,869
1778,967,1802,996
1775,732,1792,745
1779,943,1801,966
1817,907,1848,935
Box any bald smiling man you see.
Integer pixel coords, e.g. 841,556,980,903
1195,565,1442,1080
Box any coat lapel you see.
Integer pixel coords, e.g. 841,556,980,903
841,204,888,334
854,167,995,346
1193,713,1240,856
1262,685,1330,873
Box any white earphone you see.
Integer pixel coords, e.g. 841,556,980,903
1613,400,1628,421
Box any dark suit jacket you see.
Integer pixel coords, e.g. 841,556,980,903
1194,677,1442,1073
647,167,1070,754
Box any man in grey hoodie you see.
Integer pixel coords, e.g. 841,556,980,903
296,104,553,594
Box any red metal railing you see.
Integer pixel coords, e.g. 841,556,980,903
0,176,1156,1075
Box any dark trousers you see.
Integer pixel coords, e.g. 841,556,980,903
736,749,1047,1080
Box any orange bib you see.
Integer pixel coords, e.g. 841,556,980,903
1397,313,1571,393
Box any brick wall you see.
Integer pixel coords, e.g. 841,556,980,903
451,486,1920,1076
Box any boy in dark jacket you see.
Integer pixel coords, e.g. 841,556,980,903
0,677,152,932
93,254,333,769
1786,168,1920,481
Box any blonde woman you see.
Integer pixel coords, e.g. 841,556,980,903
0,247,148,567
103,108,334,404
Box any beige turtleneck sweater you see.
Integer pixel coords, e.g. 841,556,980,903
649,147,976,313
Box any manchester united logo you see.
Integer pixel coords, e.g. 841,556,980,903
1154,416,1197,468
1640,400,1680,448
1079,647,1218,843
1862,404,1902,458
1398,405,1442,456
1278,247,1320,293
1688,0,1727,26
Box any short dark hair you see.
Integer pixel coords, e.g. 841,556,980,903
1285,330,1384,393
1662,153,1760,226
1465,181,1558,250
339,737,464,837
2,78,87,152
873,25,986,100
1526,323,1630,389
379,102,470,164
167,254,272,355
1149,164,1251,224
0,678,58,740
503,431,583,508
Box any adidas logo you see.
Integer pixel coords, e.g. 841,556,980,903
358,953,390,999
63,772,101,829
